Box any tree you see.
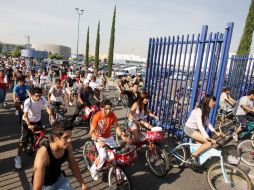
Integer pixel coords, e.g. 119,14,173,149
231,0,254,97
94,21,100,70
107,6,116,77
237,0,254,55
12,46,21,57
48,52,63,60
85,26,90,69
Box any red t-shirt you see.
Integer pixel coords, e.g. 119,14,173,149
91,111,117,138
0,76,8,89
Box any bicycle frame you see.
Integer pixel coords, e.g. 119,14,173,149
171,140,231,184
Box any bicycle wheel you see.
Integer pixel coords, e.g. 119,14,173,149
108,165,132,190
237,139,254,167
83,140,98,169
146,142,170,177
168,140,187,168
207,162,252,190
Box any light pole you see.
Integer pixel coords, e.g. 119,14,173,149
75,8,84,61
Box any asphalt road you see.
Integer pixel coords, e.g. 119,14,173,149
0,84,253,190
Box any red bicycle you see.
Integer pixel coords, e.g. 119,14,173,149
116,124,170,177
83,141,136,190
73,105,100,127
25,125,47,155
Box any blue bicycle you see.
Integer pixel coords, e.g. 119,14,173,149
168,137,252,190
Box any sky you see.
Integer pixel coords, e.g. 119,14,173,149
0,0,252,57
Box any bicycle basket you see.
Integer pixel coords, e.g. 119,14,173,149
115,145,137,165
146,127,165,141
222,145,240,165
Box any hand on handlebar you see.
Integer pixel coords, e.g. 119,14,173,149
28,124,35,131
214,131,223,137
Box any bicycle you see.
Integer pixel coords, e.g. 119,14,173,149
115,121,170,177
25,125,48,155
237,131,254,167
83,141,136,190
49,101,66,126
168,136,252,190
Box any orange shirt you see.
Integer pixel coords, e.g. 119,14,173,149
91,111,117,138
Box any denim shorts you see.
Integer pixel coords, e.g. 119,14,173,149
128,120,138,130
30,173,74,190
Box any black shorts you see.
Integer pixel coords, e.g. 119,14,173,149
237,113,254,128
19,120,42,143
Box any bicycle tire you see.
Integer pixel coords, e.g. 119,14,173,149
83,140,98,169
108,165,133,190
237,139,254,167
145,142,170,177
207,162,252,190
168,140,187,168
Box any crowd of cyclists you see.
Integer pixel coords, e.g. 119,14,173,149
1,56,254,189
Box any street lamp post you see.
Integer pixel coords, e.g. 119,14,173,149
75,8,84,61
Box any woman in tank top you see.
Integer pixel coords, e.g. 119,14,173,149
128,91,159,143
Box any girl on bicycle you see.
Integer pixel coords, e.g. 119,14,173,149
184,94,222,164
128,91,159,143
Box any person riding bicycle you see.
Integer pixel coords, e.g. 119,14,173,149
219,87,236,113
32,122,89,190
233,90,254,142
127,91,159,143
14,87,51,170
48,78,67,124
184,94,222,165
89,99,127,180
123,82,140,108
70,79,94,124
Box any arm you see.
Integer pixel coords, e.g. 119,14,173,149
147,109,159,120
67,143,89,190
241,104,254,113
13,93,17,102
32,147,48,190
77,92,84,105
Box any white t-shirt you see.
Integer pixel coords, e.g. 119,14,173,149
219,92,228,111
235,96,253,115
23,97,48,122
86,73,92,81
185,108,215,139
49,86,65,102
89,81,99,91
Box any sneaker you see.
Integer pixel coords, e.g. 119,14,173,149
233,133,239,143
3,102,7,108
14,156,22,169
15,110,19,116
69,102,72,106
90,169,99,181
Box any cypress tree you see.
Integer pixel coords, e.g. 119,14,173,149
85,26,89,69
231,0,254,97
237,0,254,55
108,6,116,77
94,21,100,70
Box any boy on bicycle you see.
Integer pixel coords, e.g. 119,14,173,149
233,90,254,142
89,99,127,180
14,87,51,169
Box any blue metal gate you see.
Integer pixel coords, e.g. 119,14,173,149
227,55,254,99
144,23,234,140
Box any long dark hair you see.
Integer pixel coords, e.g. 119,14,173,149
136,91,149,113
197,94,216,124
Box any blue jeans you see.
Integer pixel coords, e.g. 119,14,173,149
31,173,74,190
0,88,6,104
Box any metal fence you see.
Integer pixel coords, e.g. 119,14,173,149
226,55,254,99
144,23,234,140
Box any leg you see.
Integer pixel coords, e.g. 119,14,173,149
70,104,82,124
140,120,153,129
189,131,212,157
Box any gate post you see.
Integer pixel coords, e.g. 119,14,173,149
189,25,208,112
210,22,234,126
